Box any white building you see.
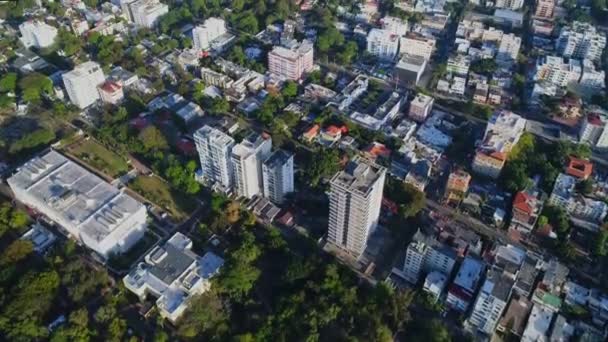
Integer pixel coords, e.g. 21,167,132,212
579,59,606,95
473,110,526,178
192,17,227,52
447,55,471,77
468,269,515,335
231,133,272,199
402,231,456,284
194,125,235,189
268,40,314,81
497,33,521,66
381,16,408,36
62,61,106,109
495,0,524,10
424,271,448,300
8,151,147,259
548,173,576,207
262,150,294,204
123,233,224,323
522,304,555,342
367,28,400,61
580,111,608,149
19,21,58,49
556,21,607,63
129,0,168,28
327,157,386,257
399,33,436,60
446,256,485,312
534,55,581,88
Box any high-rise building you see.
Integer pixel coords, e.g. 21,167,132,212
262,150,294,204
495,0,524,10
268,40,314,80
497,33,521,66
534,55,582,88
231,133,272,199
579,111,608,150
129,0,168,28
556,22,606,63
467,269,515,335
535,0,555,18
192,17,227,51
62,61,106,109
19,21,58,49
408,93,434,122
327,157,386,257
367,28,399,60
399,33,435,61
194,125,235,189
8,151,148,258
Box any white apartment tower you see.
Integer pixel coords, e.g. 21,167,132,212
467,270,515,335
262,150,294,204
230,133,272,199
556,22,607,63
62,61,106,109
367,28,400,60
192,17,227,52
535,0,555,18
327,157,386,257
495,0,524,10
194,125,235,189
399,33,436,61
268,40,314,80
19,21,58,49
580,112,608,150
129,0,168,28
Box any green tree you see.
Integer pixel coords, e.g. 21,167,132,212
594,227,608,257
0,72,17,93
18,73,53,102
50,308,92,342
56,29,83,57
176,290,228,339
218,231,261,300
9,128,56,154
0,240,33,266
0,203,29,237
282,81,298,98
0,271,60,341
138,126,168,151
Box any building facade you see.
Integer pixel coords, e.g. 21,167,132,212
556,22,607,63
230,133,272,199
268,40,314,80
194,125,235,189
192,17,227,51
262,150,294,204
327,157,386,257
367,29,400,60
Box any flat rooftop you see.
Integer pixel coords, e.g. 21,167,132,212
264,149,293,169
8,150,144,244
331,157,386,197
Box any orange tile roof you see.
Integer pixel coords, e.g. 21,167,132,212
565,156,592,180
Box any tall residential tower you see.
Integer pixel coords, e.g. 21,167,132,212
262,150,294,204
327,157,386,257
194,125,235,189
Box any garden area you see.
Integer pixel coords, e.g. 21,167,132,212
128,175,197,221
65,138,130,179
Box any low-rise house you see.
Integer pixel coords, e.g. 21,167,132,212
444,170,471,205
21,223,56,254
408,93,434,122
511,188,545,234
98,80,124,105
423,271,448,301
123,233,224,323
521,304,554,342
565,156,592,180
497,295,532,338
301,124,320,143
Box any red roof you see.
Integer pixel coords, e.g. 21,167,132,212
176,139,195,156
99,81,122,93
303,124,320,138
565,156,592,179
587,113,603,126
382,197,398,214
490,151,507,161
365,142,391,158
513,191,534,215
324,125,348,136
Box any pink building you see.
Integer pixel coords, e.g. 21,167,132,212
268,40,314,81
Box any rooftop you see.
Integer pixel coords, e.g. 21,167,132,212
522,304,554,342
264,149,293,169
8,151,145,245
331,157,386,197
453,256,484,292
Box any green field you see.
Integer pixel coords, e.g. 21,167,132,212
68,139,130,178
129,175,197,221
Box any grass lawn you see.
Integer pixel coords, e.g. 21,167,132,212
129,175,197,221
67,139,130,178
